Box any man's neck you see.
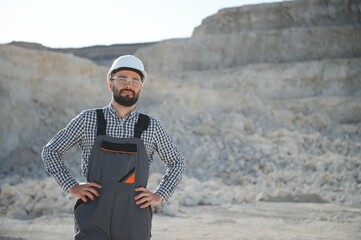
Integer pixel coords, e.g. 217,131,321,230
111,100,136,118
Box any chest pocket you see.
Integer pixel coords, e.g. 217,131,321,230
101,141,137,154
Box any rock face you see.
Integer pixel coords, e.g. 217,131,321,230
0,45,109,179
0,0,360,218
134,0,361,206
193,0,361,35
9,41,156,67
137,0,361,72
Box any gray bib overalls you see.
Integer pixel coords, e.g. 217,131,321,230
74,109,152,240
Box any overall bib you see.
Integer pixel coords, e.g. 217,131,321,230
74,109,152,240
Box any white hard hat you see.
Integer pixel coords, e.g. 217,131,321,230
107,55,147,83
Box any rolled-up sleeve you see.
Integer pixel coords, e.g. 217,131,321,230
152,120,186,201
41,112,84,192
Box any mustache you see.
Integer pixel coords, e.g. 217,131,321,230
119,89,135,95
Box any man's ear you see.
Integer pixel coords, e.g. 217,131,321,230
107,79,113,92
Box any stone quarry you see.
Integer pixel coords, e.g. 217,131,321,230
0,0,360,218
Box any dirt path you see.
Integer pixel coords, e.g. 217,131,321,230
0,202,360,240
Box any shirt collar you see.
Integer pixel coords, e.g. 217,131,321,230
107,102,138,121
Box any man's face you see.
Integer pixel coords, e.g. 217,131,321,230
109,70,143,107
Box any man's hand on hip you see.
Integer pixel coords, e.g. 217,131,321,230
134,187,163,208
68,182,102,203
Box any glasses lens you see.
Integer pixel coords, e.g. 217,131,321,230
132,79,142,86
112,76,142,86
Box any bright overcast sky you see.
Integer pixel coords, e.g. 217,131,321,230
0,0,287,48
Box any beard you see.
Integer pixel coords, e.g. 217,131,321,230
113,86,139,107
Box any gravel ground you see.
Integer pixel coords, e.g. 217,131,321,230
0,202,360,240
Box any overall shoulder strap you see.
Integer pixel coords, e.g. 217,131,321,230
134,113,150,138
96,109,107,136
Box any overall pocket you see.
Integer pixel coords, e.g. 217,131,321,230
101,141,137,154
99,141,138,190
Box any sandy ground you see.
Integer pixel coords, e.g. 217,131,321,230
0,202,360,240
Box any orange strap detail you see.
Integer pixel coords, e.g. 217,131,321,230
124,173,135,184
101,147,137,154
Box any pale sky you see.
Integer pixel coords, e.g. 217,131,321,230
0,0,287,48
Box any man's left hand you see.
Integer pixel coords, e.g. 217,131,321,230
134,187,163,208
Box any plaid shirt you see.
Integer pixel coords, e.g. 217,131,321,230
42,103,185,201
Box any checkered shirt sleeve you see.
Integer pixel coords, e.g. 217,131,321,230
42,112,85,191
152,119,185,200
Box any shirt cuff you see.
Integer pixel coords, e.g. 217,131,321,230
155,187,172,201
63,179,79,192
52,173,78,193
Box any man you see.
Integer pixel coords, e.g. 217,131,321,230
42,55,185,239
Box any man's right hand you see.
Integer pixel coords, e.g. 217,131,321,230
68,182,102,203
